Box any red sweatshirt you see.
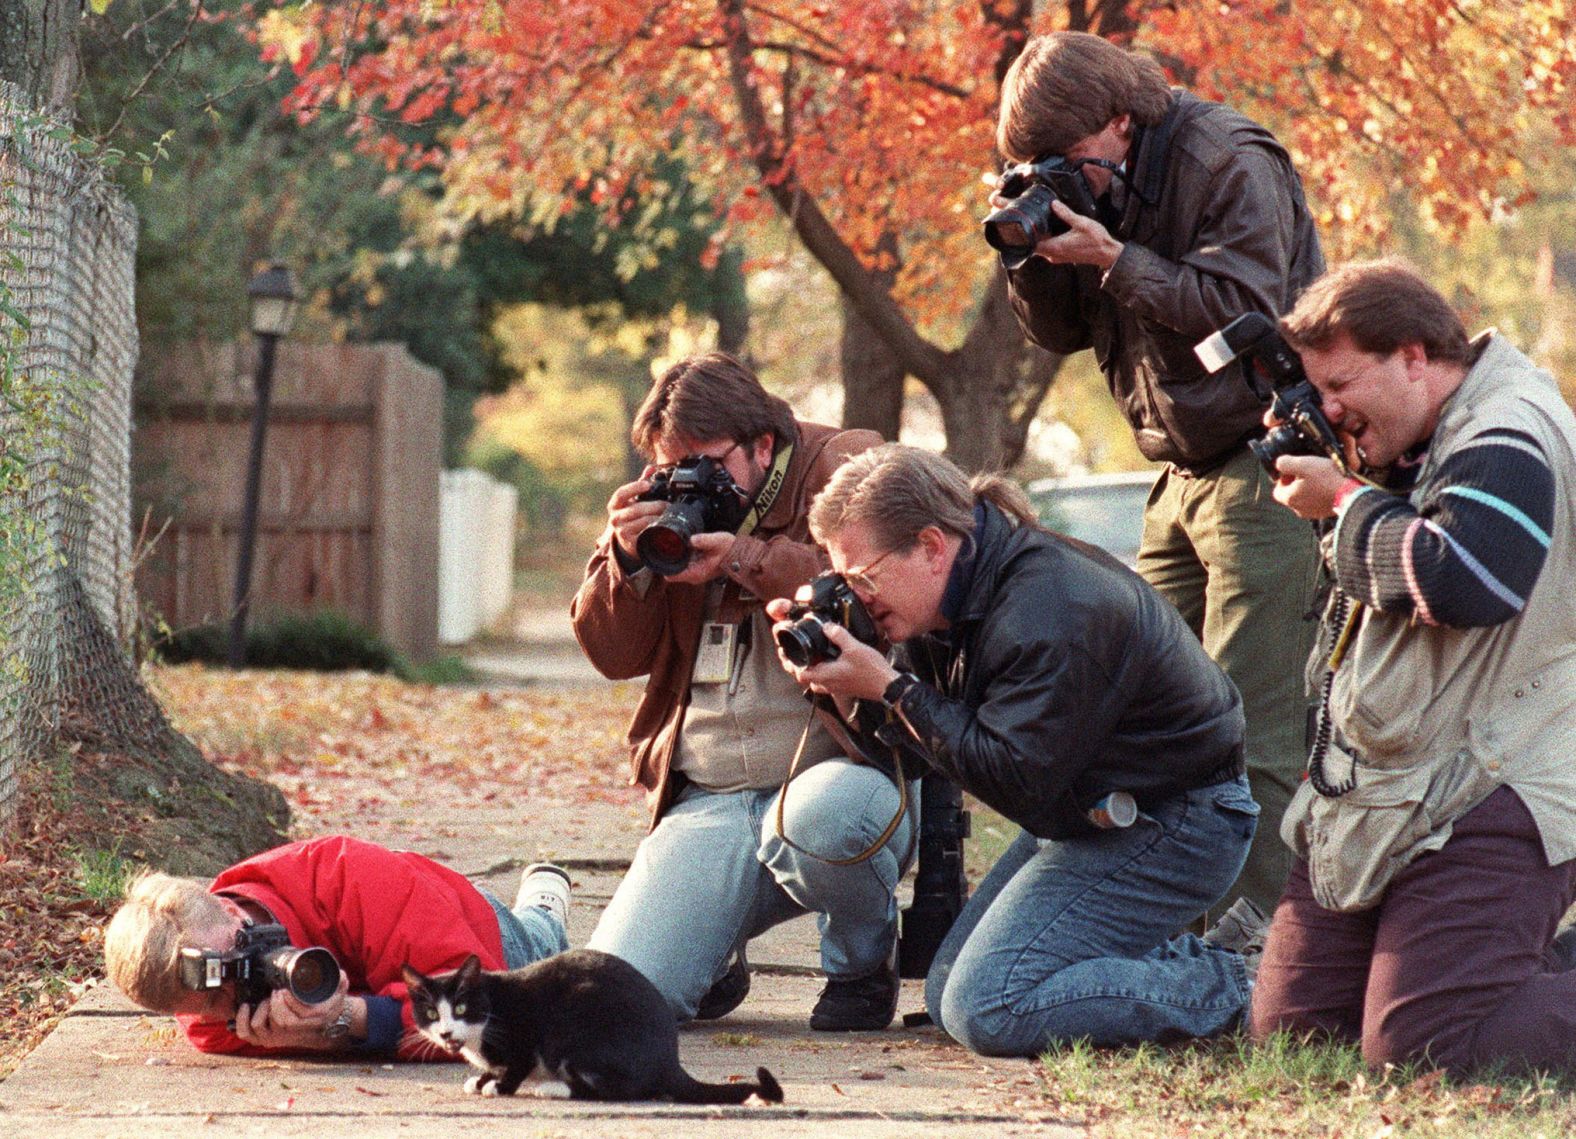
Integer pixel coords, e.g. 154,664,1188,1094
177,835,505,1060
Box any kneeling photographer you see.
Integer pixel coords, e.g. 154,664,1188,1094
572,352,914,1032
1245,260,1576,1076
105,835,571,1058
770,443,1259,1057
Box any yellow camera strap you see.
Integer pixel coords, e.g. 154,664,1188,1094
734,442,793,540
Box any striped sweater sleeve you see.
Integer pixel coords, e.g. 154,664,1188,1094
1331,428,1554,627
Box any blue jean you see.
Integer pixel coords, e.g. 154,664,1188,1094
482,889,570,969
588,760,916,1019
925,775,1258,1056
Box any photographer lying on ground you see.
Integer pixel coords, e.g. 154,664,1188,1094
1247,260,1576,1075
770,443,1259,1056
990,30,1324,921
104,835,570,1058
572,352,914,1032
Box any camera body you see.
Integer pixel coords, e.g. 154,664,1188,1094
774,572,881,668
1193,312,1348,475
178,921,342,1008
635,455,750,576
982,156,1100,269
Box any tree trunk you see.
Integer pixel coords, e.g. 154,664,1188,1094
935,349,1013,471
931,275,1066,470
712,246,750,356
838,236,904,439
838,293,904,439
721,0,1070,472
0,0,80,114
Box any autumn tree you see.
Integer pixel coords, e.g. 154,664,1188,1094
268,0,1575,470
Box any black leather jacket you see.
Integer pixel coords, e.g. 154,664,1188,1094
869,503,1245,840
1007,90,1324,470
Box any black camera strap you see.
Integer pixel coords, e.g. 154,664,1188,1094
1306,592,1364,797
773,702,915,867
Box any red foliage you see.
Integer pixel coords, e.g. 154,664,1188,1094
265,1,1575,312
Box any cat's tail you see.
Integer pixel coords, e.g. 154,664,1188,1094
668,1065,784,1105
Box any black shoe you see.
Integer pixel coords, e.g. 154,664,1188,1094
809,960,898,1032
695,949,750,1020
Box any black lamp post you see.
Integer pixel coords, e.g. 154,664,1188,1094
227,263,300,668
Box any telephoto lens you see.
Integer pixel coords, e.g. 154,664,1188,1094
260,945,341,1004
635,507,702,575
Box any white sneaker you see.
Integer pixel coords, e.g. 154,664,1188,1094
516,863,572,929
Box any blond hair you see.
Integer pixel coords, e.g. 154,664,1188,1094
998,32,1173,163
104,871,228,1013
809,444,1036,553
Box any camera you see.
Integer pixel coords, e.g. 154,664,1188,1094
178,921,342,1008
774,572,881,668
635,455,751,576
982,155,1100,269
1193,312,1349,475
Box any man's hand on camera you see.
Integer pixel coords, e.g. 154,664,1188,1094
661,531,734,585
1271,454,1346,520
233,973,353,1051
1034,200,1122,270
768,611,897,720
606,475,664,563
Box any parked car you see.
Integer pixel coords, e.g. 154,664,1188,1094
1025,470,1157,567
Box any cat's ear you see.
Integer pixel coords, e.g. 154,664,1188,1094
401,964,427,990
456,954,482,985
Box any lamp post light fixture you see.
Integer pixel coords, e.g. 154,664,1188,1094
227,262,300,668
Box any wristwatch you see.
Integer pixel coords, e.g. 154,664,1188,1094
322,1004,354,1040
881,671,921,711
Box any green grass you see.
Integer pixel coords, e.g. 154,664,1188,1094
72,840,136,904
1032,1033,1576,1137
959,806,1576,1136
394,653,479,685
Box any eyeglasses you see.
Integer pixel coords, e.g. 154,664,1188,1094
841,546,897,596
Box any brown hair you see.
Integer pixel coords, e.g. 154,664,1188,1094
1281,259,1472,366
808,444,1037,553
104,871,229,1013
997,32,1173,163
630,352,797,459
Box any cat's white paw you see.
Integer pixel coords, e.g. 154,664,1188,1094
479,1081,503,1098
462,1074,489,1095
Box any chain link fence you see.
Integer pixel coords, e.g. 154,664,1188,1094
1,79,155,822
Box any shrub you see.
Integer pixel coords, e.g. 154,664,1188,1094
154,609,396,673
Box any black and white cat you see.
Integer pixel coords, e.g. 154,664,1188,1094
402,949,784,1104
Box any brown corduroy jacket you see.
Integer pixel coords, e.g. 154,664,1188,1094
570,420,883,827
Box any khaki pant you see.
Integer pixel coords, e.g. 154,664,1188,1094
1138,447,1319,916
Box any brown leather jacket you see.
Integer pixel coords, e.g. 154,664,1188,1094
570,421,883,826
1008,90,1324,470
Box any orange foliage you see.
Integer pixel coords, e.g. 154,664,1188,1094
266,1,1576,320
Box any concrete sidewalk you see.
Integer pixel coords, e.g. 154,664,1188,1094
0,850,1075,1137
0,627,1082,1137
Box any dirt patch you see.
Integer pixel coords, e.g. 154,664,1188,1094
1,665,292,1081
